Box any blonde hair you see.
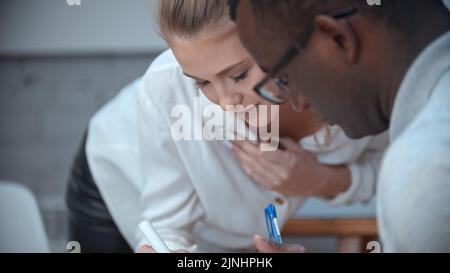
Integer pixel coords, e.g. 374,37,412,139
157,0,229,41
156,0,332,149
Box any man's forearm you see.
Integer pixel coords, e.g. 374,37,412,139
311,164,351,199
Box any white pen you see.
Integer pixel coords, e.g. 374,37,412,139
138,220,171,253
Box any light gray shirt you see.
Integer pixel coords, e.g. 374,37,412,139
378,31,450,252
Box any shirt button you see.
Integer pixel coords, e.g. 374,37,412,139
275,197,285,206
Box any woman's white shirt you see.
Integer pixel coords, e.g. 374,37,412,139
86,50,388,252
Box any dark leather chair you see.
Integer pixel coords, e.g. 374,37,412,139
65,132,132,253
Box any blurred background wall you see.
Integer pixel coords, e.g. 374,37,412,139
0,0,376,252
0,0,164,251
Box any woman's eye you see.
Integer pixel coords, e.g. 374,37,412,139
231,69,249,83
194,81,209,89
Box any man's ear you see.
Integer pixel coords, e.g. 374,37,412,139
314,15,358,63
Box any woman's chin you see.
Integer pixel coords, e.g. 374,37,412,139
236,106,279,129
247,118,272,131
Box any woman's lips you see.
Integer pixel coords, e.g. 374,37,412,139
236,104,260,121
235,103,260,113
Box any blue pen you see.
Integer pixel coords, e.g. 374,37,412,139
264,204,283,246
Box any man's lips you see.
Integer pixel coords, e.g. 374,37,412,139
296,99,310,111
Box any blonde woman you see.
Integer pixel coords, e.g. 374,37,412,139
67,0,387,253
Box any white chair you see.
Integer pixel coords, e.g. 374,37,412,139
0,182,50,252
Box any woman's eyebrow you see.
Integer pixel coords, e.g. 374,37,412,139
183,72,203,81
182,59,249,81
216,59,248,77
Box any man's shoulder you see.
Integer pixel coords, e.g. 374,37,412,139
389,69,450,160
385,116,450,168
380,106,450,194
378,101,450,252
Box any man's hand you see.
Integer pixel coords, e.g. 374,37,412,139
253,235,305,253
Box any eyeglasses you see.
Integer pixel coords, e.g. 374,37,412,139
228,0,239,21
228,1,357,105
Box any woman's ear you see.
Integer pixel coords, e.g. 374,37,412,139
313,15,358,63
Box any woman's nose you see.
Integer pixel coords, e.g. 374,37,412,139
219,93,244,110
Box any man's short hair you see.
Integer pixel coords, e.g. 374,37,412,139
230,0,446,40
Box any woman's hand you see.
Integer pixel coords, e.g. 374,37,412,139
253,235,305,253
137,245,189,253
232,138,351,198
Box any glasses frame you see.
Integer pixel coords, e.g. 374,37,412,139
253,6,358,104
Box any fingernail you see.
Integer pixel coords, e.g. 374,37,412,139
223,140,234,149
254,234,267,243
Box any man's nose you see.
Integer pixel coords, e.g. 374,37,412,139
292,94,310,111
